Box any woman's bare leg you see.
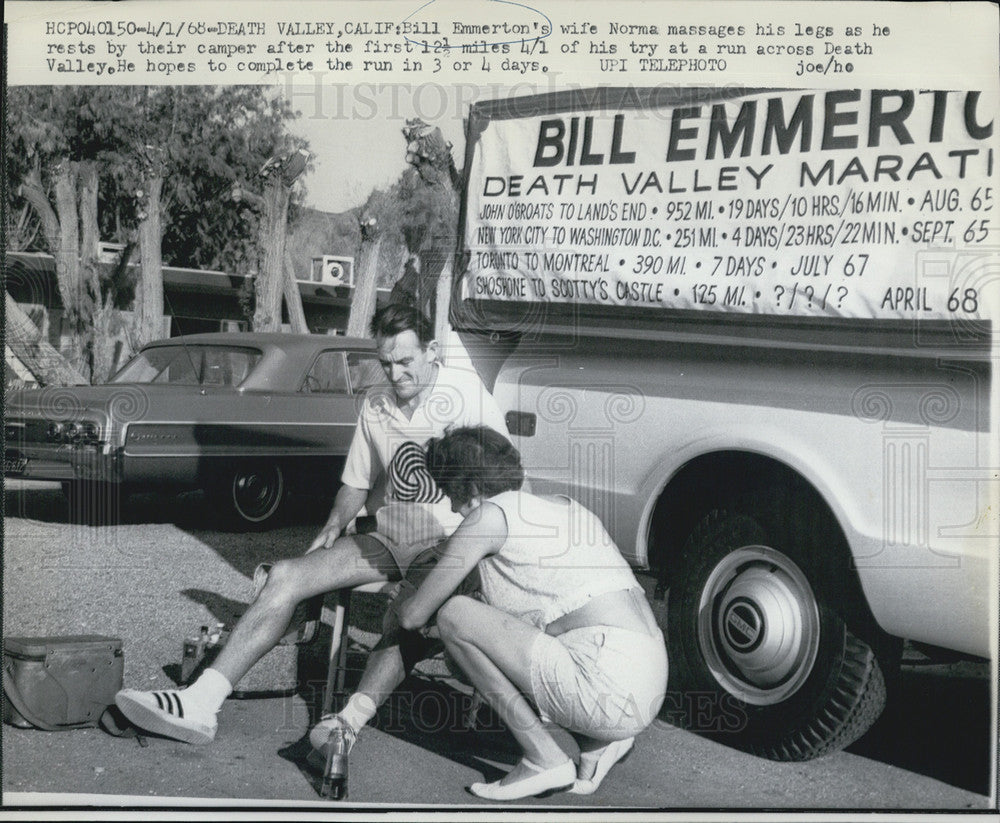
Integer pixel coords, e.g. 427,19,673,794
435,595,568,775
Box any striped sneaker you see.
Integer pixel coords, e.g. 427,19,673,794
114,688,217,745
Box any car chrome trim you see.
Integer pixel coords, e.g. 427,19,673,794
120,450,347,459
120,420,355,459
122,420,358,427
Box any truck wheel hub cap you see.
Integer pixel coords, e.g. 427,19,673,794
723,598,765,652
698,544,821,705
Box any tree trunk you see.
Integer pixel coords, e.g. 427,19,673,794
253,176,291,332
418,226,455,322
434,257,454,358
20,159,91,379
18,165,60,253
56,162,93,380
78,162,112,382
282,248,309,334
5,293,88,386
78,162,100,291
135,173,165,346
346,235,383,338
89,302,120,384
53,161,82,326
10,203,41,251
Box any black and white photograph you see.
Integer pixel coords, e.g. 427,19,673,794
2,0,998,817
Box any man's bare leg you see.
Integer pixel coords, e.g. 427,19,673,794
354,635,408,704
212,534,401,685
115,533,401,744
308,614,415,753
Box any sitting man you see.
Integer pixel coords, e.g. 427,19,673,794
115,304,509,745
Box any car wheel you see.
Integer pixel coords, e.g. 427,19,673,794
666,487,888,760
217,463,286,528
62,480,126,526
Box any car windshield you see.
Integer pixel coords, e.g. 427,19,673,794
112,345,263,387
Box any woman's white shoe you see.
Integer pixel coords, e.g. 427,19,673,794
568,736,635,795
469,757,575,801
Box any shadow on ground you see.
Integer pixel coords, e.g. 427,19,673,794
370,677,516,779
5,483,217,529
4,483,329,528
652,649,990,797
846,659,991,796
4,483,329,580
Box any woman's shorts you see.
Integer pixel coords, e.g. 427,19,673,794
529,625,668,741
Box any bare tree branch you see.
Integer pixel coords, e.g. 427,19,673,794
5,293,88,385
18,162,60,253
282,248,309,334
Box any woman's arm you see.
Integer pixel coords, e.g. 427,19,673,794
397,501,507,631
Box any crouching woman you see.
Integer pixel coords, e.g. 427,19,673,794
396,426,667,801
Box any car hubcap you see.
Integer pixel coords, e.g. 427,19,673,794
697,545,820,705
232,465,283,522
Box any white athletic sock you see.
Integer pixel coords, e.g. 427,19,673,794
338,692,377,732
183,668,233,715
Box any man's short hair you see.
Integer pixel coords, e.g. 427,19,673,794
370,303,434,347
426,426,524,508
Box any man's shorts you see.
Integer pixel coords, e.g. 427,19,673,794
366,502,455,575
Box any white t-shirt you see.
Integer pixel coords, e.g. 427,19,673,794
479,490,641,630
341,363,508,540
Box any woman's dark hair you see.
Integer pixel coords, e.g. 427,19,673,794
369,303,434,347
426,426,524,508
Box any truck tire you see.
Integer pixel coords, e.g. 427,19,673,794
211,462,286,529
666,488,888,760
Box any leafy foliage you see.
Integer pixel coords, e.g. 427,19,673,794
6,85,307,274
6,85,307,382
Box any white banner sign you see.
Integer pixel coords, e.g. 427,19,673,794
463,87,999,320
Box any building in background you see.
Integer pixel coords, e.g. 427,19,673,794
5,250,370,334
3,250,395,387
4,207,408,385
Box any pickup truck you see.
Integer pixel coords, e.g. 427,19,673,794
449,86,997,760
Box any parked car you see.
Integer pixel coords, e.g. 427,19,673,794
4,332,385,528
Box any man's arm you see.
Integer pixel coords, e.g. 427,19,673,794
308,396,378,553
306,483,369,553
396,502,507,630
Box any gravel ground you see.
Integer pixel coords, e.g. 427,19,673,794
3,485,325,690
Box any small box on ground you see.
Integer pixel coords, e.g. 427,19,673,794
3,635,123,730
